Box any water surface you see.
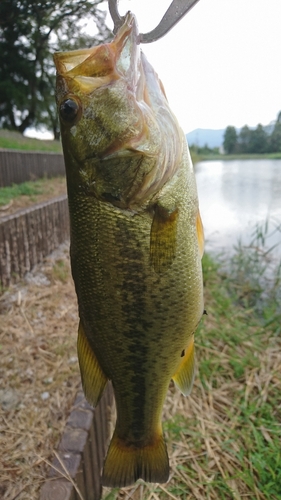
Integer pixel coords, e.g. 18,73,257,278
195,159,281,256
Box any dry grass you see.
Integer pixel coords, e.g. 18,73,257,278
0,241,280,500
0,242,80,500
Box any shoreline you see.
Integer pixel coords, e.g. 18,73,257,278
192,152,281,163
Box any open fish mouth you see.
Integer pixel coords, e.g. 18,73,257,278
54,13,142,108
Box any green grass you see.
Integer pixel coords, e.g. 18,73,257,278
0,129,62,153
102,222,281,500
0,180,44,206
0,177,66,207
196,152,281,162
51,259,69,283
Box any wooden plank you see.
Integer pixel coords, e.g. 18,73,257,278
68,392,100,500
39,384,114,500
67,408,94,432
40,479,76,500
49,451,82,480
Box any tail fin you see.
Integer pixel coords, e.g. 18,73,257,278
102,431,169,487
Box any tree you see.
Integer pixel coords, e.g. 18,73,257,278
238,125,251,154
0,0,112,138
223,126,237,154
248,124,268,153
269,111,281,153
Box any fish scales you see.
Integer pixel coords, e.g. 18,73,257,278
54,12,204,488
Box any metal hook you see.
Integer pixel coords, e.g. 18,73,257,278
108,0,200,43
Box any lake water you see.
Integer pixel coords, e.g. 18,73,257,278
195,159,281,257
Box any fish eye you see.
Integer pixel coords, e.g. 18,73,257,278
59,98,80,123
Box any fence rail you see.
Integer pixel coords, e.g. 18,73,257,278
0,195,69,288
0,149,65,187
40,384,114,500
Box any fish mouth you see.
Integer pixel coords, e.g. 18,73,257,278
54,13,141,97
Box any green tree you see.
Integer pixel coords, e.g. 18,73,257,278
269,111,281,152
248,123,268,153
223,126,237,154
238,125,251,153
0,0,112,138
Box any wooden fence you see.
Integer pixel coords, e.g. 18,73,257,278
40,383,114,500
0,195,69,288
0,149,65,187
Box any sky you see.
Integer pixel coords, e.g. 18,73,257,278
26,0,281,139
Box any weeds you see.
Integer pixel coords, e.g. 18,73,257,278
51,259,69,283
224,219,281,332
0,181,43,206
0,176,66,209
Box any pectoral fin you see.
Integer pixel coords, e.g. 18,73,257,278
77,321,108,407
150,204,178,273
172,336,195,396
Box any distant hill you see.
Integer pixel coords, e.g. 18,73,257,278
186,121,276,149
186,128,226,149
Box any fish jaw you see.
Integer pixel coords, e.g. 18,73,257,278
54,12,140,96
54,13,183,210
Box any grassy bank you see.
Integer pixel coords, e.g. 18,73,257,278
0,129,62,153
0,177,65,206
192,152,281,162
103,233,281,499
0,177,66,215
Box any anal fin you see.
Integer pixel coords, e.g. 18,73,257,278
172,336,195,396
77,321,108,407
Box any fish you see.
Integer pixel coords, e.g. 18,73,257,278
53,12,204,488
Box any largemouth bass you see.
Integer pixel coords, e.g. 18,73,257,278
54,12,204,488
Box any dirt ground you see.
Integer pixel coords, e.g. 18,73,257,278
0,242,81,500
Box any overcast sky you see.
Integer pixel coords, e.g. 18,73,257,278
114,0,281,133
26,0,281,139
